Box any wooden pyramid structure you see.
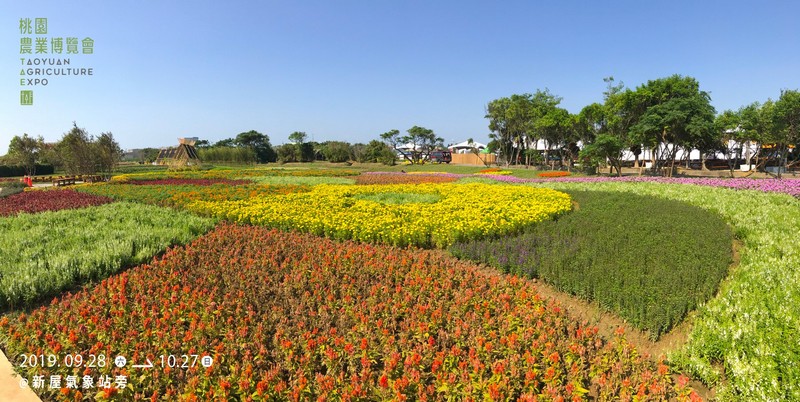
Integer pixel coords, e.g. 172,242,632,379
155,138,200,166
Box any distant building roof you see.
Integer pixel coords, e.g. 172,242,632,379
450,140,487,150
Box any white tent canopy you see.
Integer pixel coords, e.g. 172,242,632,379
449,140,487,153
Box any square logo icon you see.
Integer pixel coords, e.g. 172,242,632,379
20,90,33,105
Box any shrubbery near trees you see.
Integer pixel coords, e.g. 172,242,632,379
201,130,276,164
3,123,123,176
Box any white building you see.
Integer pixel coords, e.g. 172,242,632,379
448,140,487,154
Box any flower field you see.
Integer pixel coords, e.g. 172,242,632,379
125,178,252,186
537,171,571,178
76,183,309,208
532,181,800,400
477,168,513,175
0,224,698,401
187,183,572,248
3,165,796,400
0,202,214,310
0,190,113,216
354,172,462,185
111,167,360,182
245,175,356,186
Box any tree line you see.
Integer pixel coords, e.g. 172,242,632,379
191,130,397,165
2,123,122,177
487,75,799,177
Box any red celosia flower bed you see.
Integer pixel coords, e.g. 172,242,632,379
0,190,114,216
124,178,251,186
355,173,459,185
0,224,699,401
538,171,572,178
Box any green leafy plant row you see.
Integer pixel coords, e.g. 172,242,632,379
450,191,733,340
0,202,215,310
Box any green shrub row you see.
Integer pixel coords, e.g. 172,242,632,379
0,164,54,177
450,191,733,339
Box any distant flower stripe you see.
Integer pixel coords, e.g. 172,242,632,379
124,178,252,186
487,175,800,197
0,189,113,216
355,172,463,184
537,171,571,178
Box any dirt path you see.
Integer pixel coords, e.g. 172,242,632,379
0,348,42,402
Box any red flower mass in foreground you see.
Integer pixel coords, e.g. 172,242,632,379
0,224,700,401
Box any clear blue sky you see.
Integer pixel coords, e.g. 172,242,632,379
2,0,799,154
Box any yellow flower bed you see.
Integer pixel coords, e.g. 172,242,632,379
188,183,571,248
477,170,513,175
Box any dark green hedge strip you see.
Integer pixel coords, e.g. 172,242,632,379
0,164,54,177
450,191,733,339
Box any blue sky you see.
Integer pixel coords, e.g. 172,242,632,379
2,0,799,154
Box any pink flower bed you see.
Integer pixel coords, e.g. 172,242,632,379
488,175,800,197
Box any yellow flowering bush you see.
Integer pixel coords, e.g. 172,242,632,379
188,183,571,248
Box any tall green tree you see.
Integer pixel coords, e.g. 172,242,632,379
772,89,800,177
94,132,122,176
485,97,514,165
57,123,96,175
714,109,743,175
288,131,307,145
6,134,44,176
379,129,406,162
627,75,716,176
576,102,606,144
379,127,443,165
579,134,625,176
603,77,650,169
405,126,443,165
275,144,297,163
213,138,235,147
321,141,352,163
235,130,276,163
287,132,313,162
194,140,211,149
535,107,573,168
737,101,774,171
485,90,561,166
361,140,396,165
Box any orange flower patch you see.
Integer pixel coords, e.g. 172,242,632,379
538,171,572,178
